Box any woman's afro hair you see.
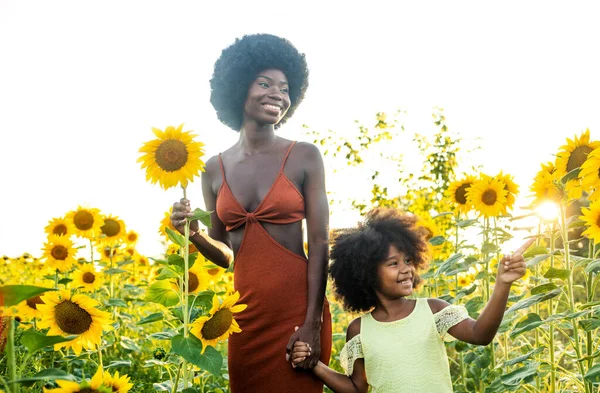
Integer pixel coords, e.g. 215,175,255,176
329,208,431,313
210,33,309,131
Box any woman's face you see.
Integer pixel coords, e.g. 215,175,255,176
375,245,416,299
243,69,291,126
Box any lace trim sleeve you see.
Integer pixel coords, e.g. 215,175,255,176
339,334,363,376
434,305,470,342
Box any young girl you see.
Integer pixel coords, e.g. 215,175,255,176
289,208,534,393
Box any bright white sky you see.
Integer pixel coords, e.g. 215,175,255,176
1,1,599,259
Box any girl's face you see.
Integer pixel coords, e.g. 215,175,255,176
243,69,291,126
375,245,416,299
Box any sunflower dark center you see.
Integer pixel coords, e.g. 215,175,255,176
567,146,594,172
51,245,69,260
155,139,188,172
207,268,220,276
54,300,93,334
111,384,119,392
77,388,97,393
482,190,497,206
53,224,68,236
82,272,96,284
26,295,44,310
127,233,138,242
101,219,121,237
455,183,471,205
74,211,94,230
201,309,233,340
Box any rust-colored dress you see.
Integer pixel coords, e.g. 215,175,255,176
216,141,332,393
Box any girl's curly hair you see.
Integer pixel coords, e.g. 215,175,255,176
210,33,309,131
329,208,430,313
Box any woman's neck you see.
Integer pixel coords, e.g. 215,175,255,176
238,122,277,153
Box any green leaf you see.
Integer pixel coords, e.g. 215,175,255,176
543,267,570,280
166,227,186,247
579,318,600,332
501,362,540,386
456,219,478,228
145,280,179,307
561,167,581,184
148,331,177,340
525,254,550,268
120,336,141,351
481,242,498,254
585,363,600,382
168,253,198,270
530,282,559,295
182,389,199,393
190,208,213,228
510,313,545,339
155,267,180,280
107,298,128,307
13,368,76,384
0,285,55,307
505,289,561,314
171,334,223,376
104,268,128,275
58,278,72,285
106,360,132,369
21,331,75,354
503,348,544,367
523,246,548,258
585,259,600,273
435,253,463,277
137,312,164,325
429,236,446,246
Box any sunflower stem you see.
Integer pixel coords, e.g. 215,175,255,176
182,185,190,389
559,203,587,392
549,221,557,393
98,344,104,371
172,361,183,393
7,317,19,393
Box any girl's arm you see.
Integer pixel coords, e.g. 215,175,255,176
286,143,329,368
430,239,533,345
172,156,234,269
291,318,368,393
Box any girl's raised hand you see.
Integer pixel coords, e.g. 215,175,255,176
497,238,536,285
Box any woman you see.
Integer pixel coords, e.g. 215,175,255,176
171,34,332,393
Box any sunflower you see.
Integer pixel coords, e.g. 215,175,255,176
495,172,518,212
447,176,475,214
555,129,599,177
42,235,77,272
43,367,107,393
102,370,133,393
66,207,105,240
581,200,600,244
172,263,211,294
457,273,474,288
190,291,247,352
45,217,75,238
138,124,206,190
37,290,112,355
16,295,45,321
467,176,508,218
124,231,138,245
159,207,177,241
72,264,104,293
580,147,600,201
531,162,564,203
97,215,126,247
97,245,124,264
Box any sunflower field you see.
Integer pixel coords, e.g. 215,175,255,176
2,115,600,393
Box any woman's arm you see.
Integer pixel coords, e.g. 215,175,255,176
286,142,329,368
171,156,233,269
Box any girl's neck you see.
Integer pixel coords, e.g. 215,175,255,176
373,296,413,320
238,121,277,153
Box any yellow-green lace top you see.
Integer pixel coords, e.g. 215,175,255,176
339,298,469,393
